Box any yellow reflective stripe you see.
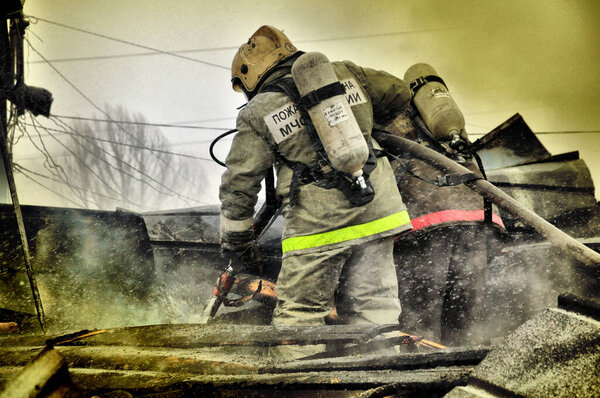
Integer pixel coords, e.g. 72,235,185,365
282,211,411,253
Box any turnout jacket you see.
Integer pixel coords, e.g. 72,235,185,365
220,60,413,257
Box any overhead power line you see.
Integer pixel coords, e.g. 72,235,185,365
15,126,232,150
534,130,600,135
49,116,203,206
15,165,93,209
26,47,240,64
27,40,208,193
27,15,229,70
52,114,233,131
24,123,214,161
14,163,157,211
296,26,461,43
470,129,600,137
465,122,491,130
25,18,459,64
28,116,143,208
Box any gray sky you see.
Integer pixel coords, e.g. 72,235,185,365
11,0,600,208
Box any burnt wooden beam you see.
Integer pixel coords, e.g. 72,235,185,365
58,346,259,376
374,131,600,268
0,365,472,395
262,347,489,374
0,347,40,367
0,345,260,375
0,324,402,349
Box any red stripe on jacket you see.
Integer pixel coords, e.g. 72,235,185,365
408,209,505,232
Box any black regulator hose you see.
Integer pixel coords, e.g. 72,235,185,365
209,128,238,167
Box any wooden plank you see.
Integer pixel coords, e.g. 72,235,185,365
0,347,40,367
0,345,260,375
0,348,68,398
263,347,489,374
57,345,260,375
91,324,398,348
0,324,400,349
0,344,480,394
61,366,472,393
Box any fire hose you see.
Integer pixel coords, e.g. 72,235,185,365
372,130,600,269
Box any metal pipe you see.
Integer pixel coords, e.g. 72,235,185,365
0,17,45,332
373,131,600,269
0,118,46,333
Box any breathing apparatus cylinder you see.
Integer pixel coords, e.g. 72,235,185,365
404,63,466,149
291,52,370,188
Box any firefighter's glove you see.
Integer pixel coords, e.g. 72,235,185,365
221,243,258,273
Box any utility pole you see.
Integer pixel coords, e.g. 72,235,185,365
0,159,8,203
0,3,8,204
1,1,46,333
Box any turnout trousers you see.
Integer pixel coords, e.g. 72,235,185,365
271,236,401,358
394,224,493,346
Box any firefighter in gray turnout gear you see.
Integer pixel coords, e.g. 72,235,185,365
219,26,412,358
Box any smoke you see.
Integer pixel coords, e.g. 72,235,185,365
12,209,222,334
29,211,162,333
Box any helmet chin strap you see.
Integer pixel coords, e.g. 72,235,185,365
242,52,305,100
240,85,254,101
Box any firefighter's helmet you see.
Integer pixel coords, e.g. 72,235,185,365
231,26,298,93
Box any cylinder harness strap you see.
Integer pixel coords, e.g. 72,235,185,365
472,151,494,224
298,82,346,109
409,75,447,95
